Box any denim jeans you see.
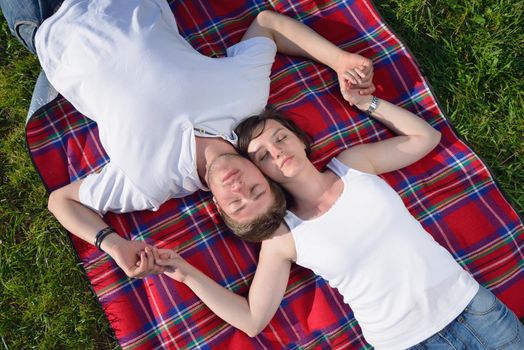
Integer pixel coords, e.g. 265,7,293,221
0,0,64,54
408,285,524,349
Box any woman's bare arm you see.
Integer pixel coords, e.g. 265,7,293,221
155,226,293,337
338,91,442,174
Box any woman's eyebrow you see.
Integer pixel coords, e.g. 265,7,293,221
248,148,261,158
272,127,285,137
247,127,285,158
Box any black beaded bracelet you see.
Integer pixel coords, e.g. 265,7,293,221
95,226,115,251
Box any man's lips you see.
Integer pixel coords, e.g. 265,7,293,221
222,169,240,184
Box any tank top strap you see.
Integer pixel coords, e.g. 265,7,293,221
284,210,302,231
329,156,374,179
327,157,350,177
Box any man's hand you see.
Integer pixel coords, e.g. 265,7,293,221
153,248,193,283
106,238,164,278
334,51,375,101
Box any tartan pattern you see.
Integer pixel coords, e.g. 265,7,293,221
25,0,523,349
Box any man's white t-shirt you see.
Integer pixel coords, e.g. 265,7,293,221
35,0,277,213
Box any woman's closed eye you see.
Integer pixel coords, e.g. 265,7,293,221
258,151,269,162
276,135,287,142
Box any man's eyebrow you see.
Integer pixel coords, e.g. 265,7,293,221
233,190,266,214
233,204,246,214
254,190,267,201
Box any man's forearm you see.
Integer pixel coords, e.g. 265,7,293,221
257,11,342,69
48,191,110,244
47,185,128,257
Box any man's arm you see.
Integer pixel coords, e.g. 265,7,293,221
243,10,375,96
48,180,162,278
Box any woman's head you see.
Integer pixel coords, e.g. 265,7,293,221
235,109,312,182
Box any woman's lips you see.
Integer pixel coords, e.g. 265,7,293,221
281,156,293,169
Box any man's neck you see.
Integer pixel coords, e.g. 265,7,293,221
195,136,237,186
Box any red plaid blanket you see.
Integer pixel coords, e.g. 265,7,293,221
26,0,524,349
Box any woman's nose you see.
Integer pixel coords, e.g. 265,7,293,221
270,146,283,159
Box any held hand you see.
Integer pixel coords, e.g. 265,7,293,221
152,248,191,283
109,239,165,278
341,86,374,110
334,51,375,100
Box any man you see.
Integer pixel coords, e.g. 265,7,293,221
1,0,374,278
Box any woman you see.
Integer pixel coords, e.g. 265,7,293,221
153,84,524,349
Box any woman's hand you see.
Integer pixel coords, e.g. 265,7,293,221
342,87,374,110
334,51,375,99
110,240,165,278
153,248,192,283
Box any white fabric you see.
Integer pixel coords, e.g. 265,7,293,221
35,0,276,214
284,158,479,350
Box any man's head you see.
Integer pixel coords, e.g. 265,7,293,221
206,153,286,242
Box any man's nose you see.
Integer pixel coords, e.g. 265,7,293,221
231,179,245,193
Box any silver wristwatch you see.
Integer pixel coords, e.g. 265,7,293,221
365,96,379,115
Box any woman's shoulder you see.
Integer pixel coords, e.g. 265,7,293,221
335,147,377,174
261,224,296,262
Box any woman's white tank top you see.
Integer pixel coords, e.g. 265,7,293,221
284,158,479,350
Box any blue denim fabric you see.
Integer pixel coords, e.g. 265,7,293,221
408,285,524,349
0,0,64,54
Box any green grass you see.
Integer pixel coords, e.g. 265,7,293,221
0,0,523,348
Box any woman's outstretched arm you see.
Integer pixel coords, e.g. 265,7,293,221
154,228,293,337
243,10,375,96
338,89,442,174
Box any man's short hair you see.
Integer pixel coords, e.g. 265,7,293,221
221,180,287,242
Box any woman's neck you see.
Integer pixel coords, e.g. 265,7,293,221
283,162,340,216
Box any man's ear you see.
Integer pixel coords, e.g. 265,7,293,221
209,196,223,225
212,196,222,213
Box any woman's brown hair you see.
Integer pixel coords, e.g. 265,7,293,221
235,109,312,159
